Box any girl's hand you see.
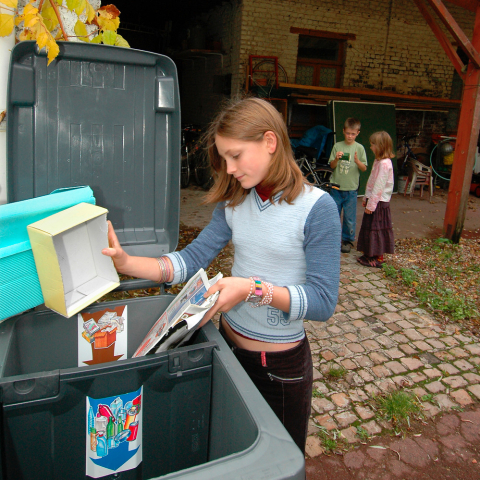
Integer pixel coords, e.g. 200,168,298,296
355,151,359,162
198,277,251,326
102,221,130,273
336,151,343,160
365,208,374,214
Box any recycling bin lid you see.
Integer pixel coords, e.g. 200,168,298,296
7,41,181,257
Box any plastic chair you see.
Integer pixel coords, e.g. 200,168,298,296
404,159,433,199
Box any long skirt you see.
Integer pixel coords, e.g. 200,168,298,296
357,201,395,257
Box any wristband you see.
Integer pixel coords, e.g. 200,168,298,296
245,276,262,304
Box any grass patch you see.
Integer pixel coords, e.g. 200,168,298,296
356,426,371,442
325,363,347,379
317,428,348,453
372,391,423,429
312,387,325,398
383,238,480,329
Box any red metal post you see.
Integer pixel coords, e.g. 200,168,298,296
443,3,480,242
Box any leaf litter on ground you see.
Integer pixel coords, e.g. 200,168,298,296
383,237,480,334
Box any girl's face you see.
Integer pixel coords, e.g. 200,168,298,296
370,143,377,156
215,132,276,189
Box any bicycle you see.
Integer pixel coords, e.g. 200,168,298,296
294,145,339,193
180,125,203,188
397,132,429,176
248,58,288,98
180,130,190,188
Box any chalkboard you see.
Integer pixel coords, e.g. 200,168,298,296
328,101,397,196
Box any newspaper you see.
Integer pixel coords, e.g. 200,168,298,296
133,268,222,357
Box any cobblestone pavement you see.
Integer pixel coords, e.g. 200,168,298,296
304,253,480,467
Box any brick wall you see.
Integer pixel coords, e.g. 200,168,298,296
239,0,474,97
179,0,474,127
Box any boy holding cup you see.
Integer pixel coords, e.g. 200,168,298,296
329,118,368,253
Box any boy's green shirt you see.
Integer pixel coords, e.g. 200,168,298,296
328,141,367,191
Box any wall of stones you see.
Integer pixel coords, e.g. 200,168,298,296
180,0,474,128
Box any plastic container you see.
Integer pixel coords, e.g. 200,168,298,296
2,41,304,479
0,296,304,479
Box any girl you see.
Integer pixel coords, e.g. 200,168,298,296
103,97,341,453
357,131,395,268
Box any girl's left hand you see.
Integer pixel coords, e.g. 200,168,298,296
198,277,251,327
365,208,373,214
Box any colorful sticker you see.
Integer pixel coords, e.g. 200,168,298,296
86,386,143,478
78,306,128,367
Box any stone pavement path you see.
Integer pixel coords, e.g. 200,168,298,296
304,253,480,478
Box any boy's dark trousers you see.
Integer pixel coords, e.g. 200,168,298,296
219,321,313,454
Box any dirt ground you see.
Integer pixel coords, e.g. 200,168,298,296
180,185,480,241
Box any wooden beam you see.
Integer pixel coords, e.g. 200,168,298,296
445,0,479,12
413,0,466,76
443,3,480,242
290,27,356,41
279,83,461,108
426,0,480,67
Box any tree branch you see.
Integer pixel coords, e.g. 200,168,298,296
49,0,69,41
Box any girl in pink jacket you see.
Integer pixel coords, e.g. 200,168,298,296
357,131,395,268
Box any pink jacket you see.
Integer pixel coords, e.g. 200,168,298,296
365,158,394,212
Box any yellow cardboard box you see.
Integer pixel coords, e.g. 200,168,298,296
27,203,120,318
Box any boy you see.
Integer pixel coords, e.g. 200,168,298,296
328,118,368,253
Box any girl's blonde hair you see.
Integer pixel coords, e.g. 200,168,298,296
202,97,305,206
369,131,395,159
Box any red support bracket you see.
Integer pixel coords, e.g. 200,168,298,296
426,0,480,68
413,0,466,77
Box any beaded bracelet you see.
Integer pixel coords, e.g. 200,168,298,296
253,281,274,308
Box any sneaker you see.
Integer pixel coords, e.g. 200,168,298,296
341,241,353,253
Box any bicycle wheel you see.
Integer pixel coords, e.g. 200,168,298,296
194,152,214,190
180,147,190,188
250,60,288,96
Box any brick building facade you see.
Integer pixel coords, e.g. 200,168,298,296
175,0,474,150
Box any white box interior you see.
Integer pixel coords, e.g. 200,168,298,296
52,214,119,315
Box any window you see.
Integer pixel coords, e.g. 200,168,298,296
295,35,345,88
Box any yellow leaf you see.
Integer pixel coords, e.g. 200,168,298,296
74,0,86,15
36,31,48,49
46,37,59,65
97,16,119,32
24,13,39,27
102,29,116,45
0,13,13,36
74,19,89,42
85,1,95,23
0,0,17,9
115,33,129,48
40,1,58,31
19,28,33,40
98,5,120,19
66,0,81,11
90,33,102,43
23,3,38,15
14,13,23,25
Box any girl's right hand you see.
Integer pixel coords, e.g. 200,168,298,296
102,221,129,273
336,151,343,160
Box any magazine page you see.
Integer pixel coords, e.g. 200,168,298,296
133,269,221,357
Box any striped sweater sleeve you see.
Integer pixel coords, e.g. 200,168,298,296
286,193,341,322
165,202,232,284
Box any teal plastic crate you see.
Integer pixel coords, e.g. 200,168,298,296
0,186,95,320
